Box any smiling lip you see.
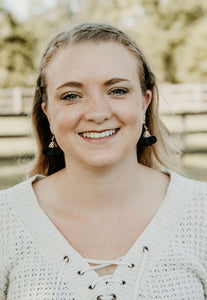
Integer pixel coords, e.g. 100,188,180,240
79,128,120,141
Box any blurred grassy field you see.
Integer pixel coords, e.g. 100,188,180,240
0,114,207,190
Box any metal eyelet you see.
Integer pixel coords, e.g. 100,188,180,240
77,270,85,275
63,255,69,263
96,294,116,300
121,280,126,285
128,263,135,268
88,284,95,289
143,246,149,252
97,295,116,300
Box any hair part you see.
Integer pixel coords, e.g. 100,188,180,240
29,22,180,177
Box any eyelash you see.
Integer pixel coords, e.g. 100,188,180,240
60,93,80,101
109,88,129,96
60,87,129,102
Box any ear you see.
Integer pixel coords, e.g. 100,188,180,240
41,102,53,133
142,90,152,120
41,102,51,121
41,102,47,115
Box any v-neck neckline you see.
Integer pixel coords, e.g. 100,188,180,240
9,170,193,299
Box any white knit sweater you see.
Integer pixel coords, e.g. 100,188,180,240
1,171,207,300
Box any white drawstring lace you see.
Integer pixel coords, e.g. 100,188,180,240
132,246,149,300
80,256,128,289
96,295,117,300
55,246,149,300
54,255,70,300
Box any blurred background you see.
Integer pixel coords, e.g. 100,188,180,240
0,0,207,189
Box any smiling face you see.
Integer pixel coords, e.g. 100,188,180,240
42,42,151,169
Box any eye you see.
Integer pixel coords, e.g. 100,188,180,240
60,93,81,101
109,88,129,96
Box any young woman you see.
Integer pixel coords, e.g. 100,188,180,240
1,23,207,300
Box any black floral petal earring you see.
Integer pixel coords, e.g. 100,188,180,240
43,135,62,157
140,118,157,147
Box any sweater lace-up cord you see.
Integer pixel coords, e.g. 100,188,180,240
55,255,70,300
55,246,149,300
80,257,129,300
81,257,128,288
132,246,149,300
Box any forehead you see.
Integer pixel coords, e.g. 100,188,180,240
46,42,139,85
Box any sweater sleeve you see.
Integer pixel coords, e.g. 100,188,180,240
193,180,207,296
0,190,11,300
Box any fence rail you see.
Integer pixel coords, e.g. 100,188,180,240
0,84,207,160
159,83,207,113
0,87,34,115
1,84,207,115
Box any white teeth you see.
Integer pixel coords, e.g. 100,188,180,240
82,129,116,138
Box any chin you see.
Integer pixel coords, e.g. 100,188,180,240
79,154,122,169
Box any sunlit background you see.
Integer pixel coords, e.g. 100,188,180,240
0,0,207,189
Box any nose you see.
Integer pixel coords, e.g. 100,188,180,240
84,93,112,123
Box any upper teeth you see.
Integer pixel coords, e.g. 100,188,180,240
82,129,116,138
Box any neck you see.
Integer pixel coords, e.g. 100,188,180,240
56,156,150,214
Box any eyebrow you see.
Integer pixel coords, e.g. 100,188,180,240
104,78,130,86
56,78,130,90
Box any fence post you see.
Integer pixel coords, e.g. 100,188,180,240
12,87,23,114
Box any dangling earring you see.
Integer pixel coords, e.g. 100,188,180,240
140,118,157,147
43,135,62,157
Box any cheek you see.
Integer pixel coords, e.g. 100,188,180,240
115,101,144,143
115,101,144,127
48,106,80,136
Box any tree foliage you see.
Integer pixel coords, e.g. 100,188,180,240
0,0,207,87
0,8,36,87
134,0,207,82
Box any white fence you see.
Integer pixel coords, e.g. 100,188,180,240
0,87,34,115
1,84,207,115
159,83,207,113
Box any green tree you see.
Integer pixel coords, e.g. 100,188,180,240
175,17,207,82
0,7,37,87
1,0,207,86
24,0,75,70
134,0,207,83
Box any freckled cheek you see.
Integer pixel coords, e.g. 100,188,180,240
118,106,143,141
116,104,143,126
49,109,81,137
128,113,143,137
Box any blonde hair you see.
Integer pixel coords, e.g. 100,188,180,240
29,22,180,176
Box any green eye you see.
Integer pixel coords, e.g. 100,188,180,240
61,93,80,101
110,88,128,95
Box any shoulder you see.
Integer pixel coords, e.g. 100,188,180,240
0,177,31,205
0,175,45,248
0,180,31,259
175,171,207,199
189,175,207,215
0,179,28,223
171,170,207,198
168,169,207,190
0,175,44,218
173,173,207,259
170,171,207,221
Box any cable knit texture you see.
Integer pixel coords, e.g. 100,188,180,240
0,171,207,299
